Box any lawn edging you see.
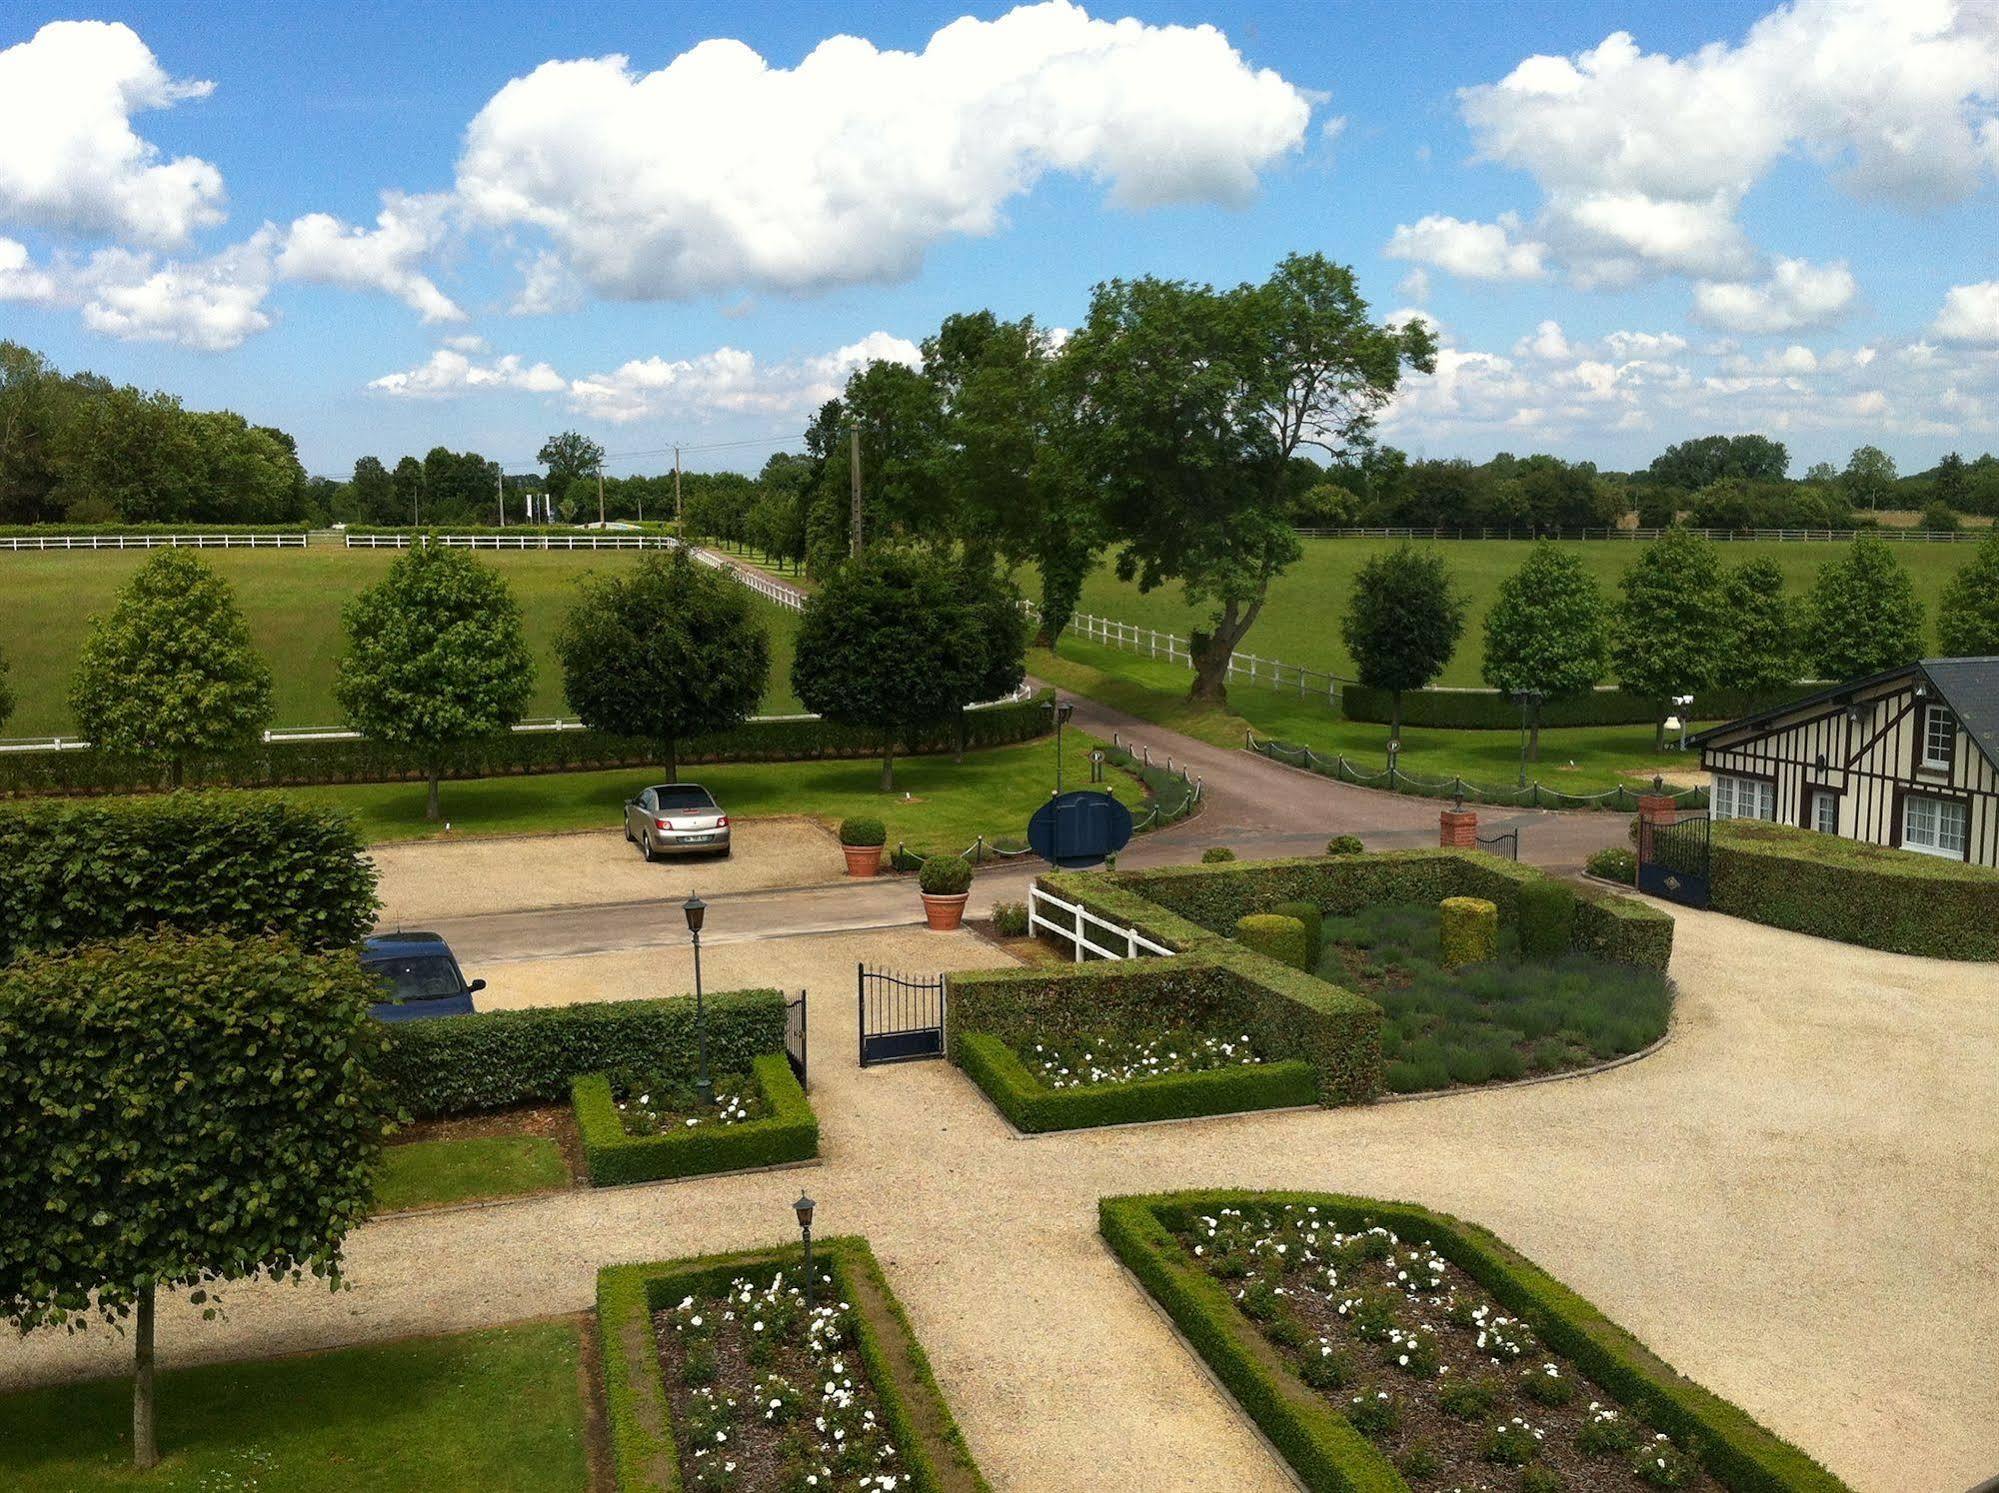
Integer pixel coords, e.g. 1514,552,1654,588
597,1237,989,1493
1100,1190,1853,1493
573,1053,817,1185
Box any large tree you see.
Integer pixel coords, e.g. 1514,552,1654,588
1057,253,1435,701
1646,434,1790,489
0,933,392,1469
1610,528,1728,748
350,455,398,523
1480,544,1611,760
1714,558,1801,693
790,548,1003,790
1938,529,1999,657
556,550,770,780
950,558,1030,759
1805,535,1926,678
69,549,273,787
1842,444,1897,511
538,430,606,500
1340,545,1465,739
1931,451,1969,511
335,542,535,820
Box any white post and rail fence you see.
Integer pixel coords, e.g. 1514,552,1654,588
1027,885,1178,963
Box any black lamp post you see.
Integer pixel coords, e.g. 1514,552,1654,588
794,1193,816,1309
1045,697,1075,793
683,892,712,1106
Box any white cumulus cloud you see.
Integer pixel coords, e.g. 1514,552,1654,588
367,348,566,398
1932,280,1999,344
1691,256,1858,334
74,235,278,352
1384,213,1547,281
276,194,463,322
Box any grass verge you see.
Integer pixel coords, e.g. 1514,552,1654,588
373,1134,571,1212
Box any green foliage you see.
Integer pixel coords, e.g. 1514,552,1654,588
839,815,887,847
1438,896,1498,968
1203,846,1238,863
1481,544,1612,702
1610,528,1727,743
375,990,787,1119
1586,846,1638,884
1715,558,1802,693
990,900,1030,937
955,1031,1316,1133
67,548,273,782
1842,443,1897,510
1340,544,1466,734
1938,530,1999,656
536,431,605,493
1710,819,1999,960
1325,835,1365,855
1647,434,1790,489
0,644,13,732
1805,535,1926,678
1919,498,1960,532
1516,880,1577,958
555,549,770,778
1272,900,1323,966
1238,913,1311,970
0,793,377,962
573,1055,817,1185
919,853,973,895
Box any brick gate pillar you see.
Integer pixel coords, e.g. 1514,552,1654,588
1439,806,1478,849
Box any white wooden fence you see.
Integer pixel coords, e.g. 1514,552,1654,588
0,533,306,551
343,532,676,550
1028,886,1178,962
1060,609,1350,705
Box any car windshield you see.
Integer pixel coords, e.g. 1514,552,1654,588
653,786,715,811
367,955,463,1003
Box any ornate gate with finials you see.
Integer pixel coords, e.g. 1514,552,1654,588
1637,811,1712,908
857,965,946,1066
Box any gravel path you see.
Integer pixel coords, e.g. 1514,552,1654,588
5,910,1994,1492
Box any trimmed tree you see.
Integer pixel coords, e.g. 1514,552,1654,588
334,541,535,820
1480,544,1611,760
1938,529,1999,657
790,548,997,791
1340,544,1465,739
1805,535,1926,679
1610,527,1728,749
1715,557,1802,692
555,550,770,780
68,548,273,787
0,933,393,1469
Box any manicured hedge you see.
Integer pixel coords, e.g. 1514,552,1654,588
1237,913,1309,970
1438,896,1497,967
572,1053,817,1183
0,793,377,962
1340,680,1816,730
376,989,786,1119
1101,1191,1852,1493
0,694,1051,797
1710,819,1999,960
598,1237,990,1493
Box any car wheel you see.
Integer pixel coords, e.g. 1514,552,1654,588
624,818,635,844
642,831,658,864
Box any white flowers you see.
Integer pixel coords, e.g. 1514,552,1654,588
1019,1028,1264,1089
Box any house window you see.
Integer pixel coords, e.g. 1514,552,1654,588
1922,705,1955,771
1712,773,1775,822
1903,795,1968,858
1811,790,1838,835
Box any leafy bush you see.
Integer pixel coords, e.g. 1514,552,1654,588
990,900,1030,937
918,854,973,895
1439,897,1498,968
1271,900,1323,967
1238,913,1310,971
1202,846,1238,863
1587,847,1638,884
839,815,887,847
0,794,377,962
1516,881,1576,958
1325,835,1366,856
572,1055,816,1184
376,990,786,1119
1710,819,1999,960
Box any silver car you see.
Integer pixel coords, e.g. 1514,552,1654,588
625,782,732,860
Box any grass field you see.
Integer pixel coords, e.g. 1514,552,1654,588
0,1321,589,1490
373,1135,570,1212
0,547,803,735
1044,534,1973,684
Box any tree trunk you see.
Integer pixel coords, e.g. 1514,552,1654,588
663,737,679,782
425,766,442,822
953,710,967,765
879,736,895,793
168,759,185,791
1390,691,1403,743
1189,632,1232,702
133,1281,157,1469
1527,704,1543,763
1654,712,1667,753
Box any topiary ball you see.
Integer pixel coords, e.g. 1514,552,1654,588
1438,897,1498,969
1326,834,1365,856
918,854,973,896
838,816,887,847
1236,913,1310,970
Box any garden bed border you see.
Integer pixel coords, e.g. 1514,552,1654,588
572,1052,818,1185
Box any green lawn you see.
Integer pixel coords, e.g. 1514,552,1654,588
287,728,1143,848
0,546,803,735
374,1136,570,1212
1039,534,1971,685
0,1321,589,1490
1038,638,1701,800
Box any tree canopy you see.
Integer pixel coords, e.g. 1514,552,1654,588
1805,534,1926,678
1645,433,1790,489
1481,544,1611,758
1340,545,1465,737
538,430,605,495
1841,444,1897,510
1609,528,1729,748
1714,558,1801,694
1938,530,1999,657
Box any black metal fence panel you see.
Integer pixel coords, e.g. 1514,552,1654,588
1476,830,1519,861
857,964,946,1066
1638,812,1712,907
785,990,808,1092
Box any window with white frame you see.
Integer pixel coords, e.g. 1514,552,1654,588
1712,773,1775,822
1811,789,1838,835
1922,704,1956,771
1902,795,1968,858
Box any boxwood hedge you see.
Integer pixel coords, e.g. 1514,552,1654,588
1340,680,1815,731
1710,819,1999,960
0,793,377,962
376,989,786,1119
1101,1190,1852,1493
598,1237,990,1493
572,1053,817,1183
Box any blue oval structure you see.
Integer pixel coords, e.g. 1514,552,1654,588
1027,789,1135,868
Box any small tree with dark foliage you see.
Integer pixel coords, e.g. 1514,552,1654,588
1939,529,1999,657
1340,544,1464,739
1610,527,1727,749
1805,535,1926,679
1481,544,1611,760
1715,558,1802,693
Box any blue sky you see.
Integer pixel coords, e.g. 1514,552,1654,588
1,1,1994,479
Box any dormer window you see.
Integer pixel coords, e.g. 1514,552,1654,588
1922,704,1955,772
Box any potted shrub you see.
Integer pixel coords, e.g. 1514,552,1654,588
918,854,973,930
838,816,887,877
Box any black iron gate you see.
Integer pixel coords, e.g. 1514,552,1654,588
1637,811,1712,907
785,990,808,1091
1476,829,1519,861
858,965,946,1066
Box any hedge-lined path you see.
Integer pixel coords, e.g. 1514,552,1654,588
6,911,1995,1492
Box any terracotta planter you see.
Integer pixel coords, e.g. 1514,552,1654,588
920,891,970,931
842,843,883,878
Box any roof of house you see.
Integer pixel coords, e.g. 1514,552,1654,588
1687,656,1999,775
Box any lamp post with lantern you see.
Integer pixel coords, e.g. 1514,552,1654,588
683,892,713,1107
793,1193,816,1310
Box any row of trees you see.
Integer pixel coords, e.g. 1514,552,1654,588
1338,531,1999,755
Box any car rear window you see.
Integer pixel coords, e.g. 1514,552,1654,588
653,786,715,811
366,956,463,1003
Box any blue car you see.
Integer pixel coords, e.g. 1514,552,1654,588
361,932,484,1022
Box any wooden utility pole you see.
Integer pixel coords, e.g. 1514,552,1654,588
849,427,863,558
674,445,682,527
496,465,505,527
597,467,606,526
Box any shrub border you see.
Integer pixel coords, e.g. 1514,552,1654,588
572,1053,818,1185
1100,1189,1852,1493
598,1236,990,1493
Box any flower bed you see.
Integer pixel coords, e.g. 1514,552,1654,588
598,1238,989,1493
1022,1027,1262,1088
572,1053,817,1185
612,1070,770,1132
1102,1190,1850,1493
